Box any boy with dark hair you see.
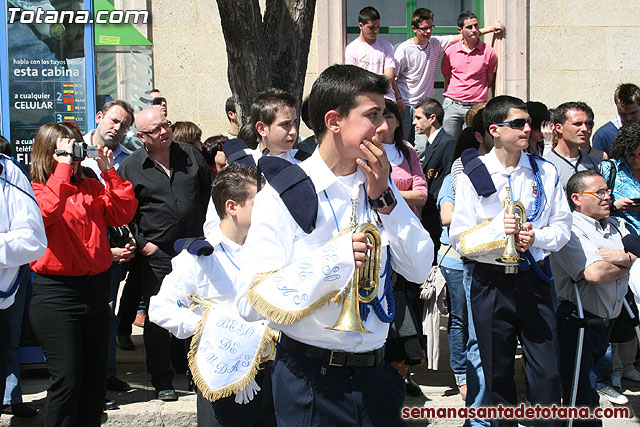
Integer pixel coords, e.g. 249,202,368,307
441,11,498,139
239,89,299,159
149,163,274,427
450,95,572,424
593,83,640,154
204,89,304,236
345,6,403,108
225,96,239,138
237,64,432,425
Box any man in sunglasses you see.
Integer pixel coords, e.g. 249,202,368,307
148,88,168,117
551,170,635,419
118,108,212,401
450,95,572,424
544,102,599,189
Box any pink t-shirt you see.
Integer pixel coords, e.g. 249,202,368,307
345,38,396,99
441,40,498,103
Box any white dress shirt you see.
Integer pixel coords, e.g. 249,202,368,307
450,149,572,265
236,149,433,352
203,148,302,237
0,155,47,308
148,225,242,339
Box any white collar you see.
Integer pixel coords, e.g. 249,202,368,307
427,127,442,144
207,224,242,252
483,148,532,175
300,148,367,194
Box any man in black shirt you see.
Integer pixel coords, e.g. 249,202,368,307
119,108,212,400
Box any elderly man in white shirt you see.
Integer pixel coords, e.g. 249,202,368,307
552,170,635,417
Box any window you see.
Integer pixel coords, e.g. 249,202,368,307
346,0,483,98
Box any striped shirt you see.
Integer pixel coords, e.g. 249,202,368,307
394,35,452,106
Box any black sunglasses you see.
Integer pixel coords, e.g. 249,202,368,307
495,118,532,129
152,97,167,105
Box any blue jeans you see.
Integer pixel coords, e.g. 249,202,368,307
463,263,489,427
595,343,613,388
441,266,467,386
3,268,31,405
442,97,472,140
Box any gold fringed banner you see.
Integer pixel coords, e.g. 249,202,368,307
244,231,355,325
459,219,508,255
188,305,279,402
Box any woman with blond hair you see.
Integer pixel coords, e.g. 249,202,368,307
29,122,137,426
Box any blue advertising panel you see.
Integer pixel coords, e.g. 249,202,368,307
0,0,96,166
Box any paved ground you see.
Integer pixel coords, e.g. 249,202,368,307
2,321,640,426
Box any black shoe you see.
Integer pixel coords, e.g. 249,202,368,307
405,376,423,397
104,399,119,411
117,334,135,351
3,403,37,417
157,389,178,401
106,376,131,392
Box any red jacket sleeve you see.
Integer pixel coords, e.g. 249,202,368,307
99,168,138,227
32,163,77,227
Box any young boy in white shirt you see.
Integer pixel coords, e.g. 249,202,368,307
149,163,274,427
236,64,433,426
203,89,307,236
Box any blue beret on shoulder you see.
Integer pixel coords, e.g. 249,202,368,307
622,234,640,258
223,138,256,167
259,156,317,234
461,148,496,198
174,237,214,256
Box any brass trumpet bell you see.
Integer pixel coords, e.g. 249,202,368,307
327,222,381,333
495,186,526,274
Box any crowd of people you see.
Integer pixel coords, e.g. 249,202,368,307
1,5,640,427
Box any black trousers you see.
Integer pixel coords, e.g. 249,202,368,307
556,301,613,427
29,272,109,427
196,365,276,427
140,249,175,391
471,263,561,427
272,346,405,427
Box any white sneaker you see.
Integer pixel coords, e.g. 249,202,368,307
597,385,629,405
622,368,640,382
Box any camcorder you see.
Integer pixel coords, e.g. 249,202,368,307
54,141,99,161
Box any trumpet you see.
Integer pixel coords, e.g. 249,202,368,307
496,186,526,274
327,222,382,334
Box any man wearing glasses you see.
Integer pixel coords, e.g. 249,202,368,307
544,102,600,189
450,96,572,424
394,8,503,146
81,100,137,402
551,170,636,419
118,108,212,401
